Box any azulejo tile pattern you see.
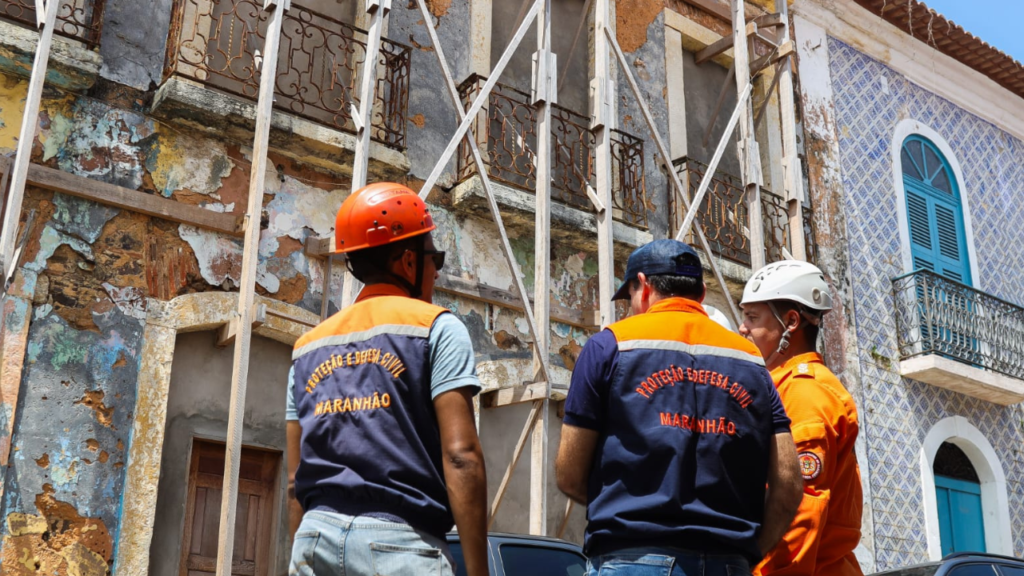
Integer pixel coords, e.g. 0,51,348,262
827,38,1024,569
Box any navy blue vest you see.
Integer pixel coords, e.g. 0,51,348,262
291,286,453,538
586,299,780,562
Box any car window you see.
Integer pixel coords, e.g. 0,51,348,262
997,566,1024,576
498,544,586,576
948,564,998,576
449,542,470,576
884,567,941,576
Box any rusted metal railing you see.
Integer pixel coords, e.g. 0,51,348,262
672,157,816,266
163,0,411,149
457,74,648,228
0,0,105,47
893,269,1024,380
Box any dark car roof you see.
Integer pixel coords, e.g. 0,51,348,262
869,552,1024,575
446,531,581,548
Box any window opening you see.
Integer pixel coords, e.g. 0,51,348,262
934,442,986,556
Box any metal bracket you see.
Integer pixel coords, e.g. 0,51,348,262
531,51,557,106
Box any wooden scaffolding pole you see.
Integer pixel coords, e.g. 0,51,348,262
0,0,58,288
529,0,553,536
340,0,391,309
777,0,806,260
592,0,615,328
731,0,765,270
214,1,289,574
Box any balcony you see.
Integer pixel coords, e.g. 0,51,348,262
0,0,104,47
153,0,411,176
453,75,649,235
671,157,816,271
892,270,1024,405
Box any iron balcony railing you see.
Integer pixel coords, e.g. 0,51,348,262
671,157,816,266
0,0,105,47
163,0,411,149
892,269,1024,380
455,74,648,229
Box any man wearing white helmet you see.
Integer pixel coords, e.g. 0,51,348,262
740,261,863,576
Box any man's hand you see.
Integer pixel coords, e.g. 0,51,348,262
435,388,488,576
286,421,304,540
556,424,599,505
758,432,803,555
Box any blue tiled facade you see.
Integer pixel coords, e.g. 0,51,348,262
826,38,1024,569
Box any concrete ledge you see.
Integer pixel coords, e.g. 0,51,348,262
151,76,410,179
449,175,653,262
0,20,102,91
901,354,1024,406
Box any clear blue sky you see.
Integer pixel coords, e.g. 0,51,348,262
922,0,1024,63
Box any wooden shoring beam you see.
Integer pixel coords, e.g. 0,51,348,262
214,0,290,574
216,304,268,347
0,156,243,237
530,0,553,537
731,0,765,271
488,399,543,528
481,381,567,409
776,0,805,260
416,0,541,199
605,26,743,327
750,40,792,76
754,59,786,130
557,499,574,539
412,0,553,385
0,0,58,287
695,21,756,65
592,0,615,330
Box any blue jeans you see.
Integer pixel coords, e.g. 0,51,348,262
289,510,455,576
586,548,752,576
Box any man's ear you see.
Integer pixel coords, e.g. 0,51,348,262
698,282,707,304
785,309,802,332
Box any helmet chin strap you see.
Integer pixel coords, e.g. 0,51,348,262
766,301,798,367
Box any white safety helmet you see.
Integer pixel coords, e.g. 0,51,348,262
741,260,832,362
741,260,833,312
703,304,736,333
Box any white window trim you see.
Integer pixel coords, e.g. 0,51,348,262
891,120,981,285
919,415,1014,558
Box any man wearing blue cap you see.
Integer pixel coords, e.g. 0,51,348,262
556,239,804,576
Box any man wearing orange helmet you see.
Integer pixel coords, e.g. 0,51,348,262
285,183,488,576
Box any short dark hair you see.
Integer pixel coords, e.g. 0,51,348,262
632,253,704,300
774,300,821,344
346,235,423,283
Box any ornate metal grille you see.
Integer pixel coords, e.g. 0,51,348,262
456,75,648,229
164,0,411,149
0,0,105,47
671,158,817,266
892,269,1024,380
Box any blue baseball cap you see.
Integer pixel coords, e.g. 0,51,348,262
612,239,703,300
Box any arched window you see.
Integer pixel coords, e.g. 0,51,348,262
901,135,972,285
934,442,985,554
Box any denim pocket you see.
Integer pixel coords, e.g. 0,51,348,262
725,564,753,576
596,554,674,576
369,542,443,576
289,530,321,576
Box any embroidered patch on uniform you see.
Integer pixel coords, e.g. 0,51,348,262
797,363,809,374
799,451,822,480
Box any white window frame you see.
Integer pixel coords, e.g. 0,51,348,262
891,120,980,284
919,415,1014,558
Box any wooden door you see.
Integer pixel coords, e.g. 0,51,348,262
179,439,281,576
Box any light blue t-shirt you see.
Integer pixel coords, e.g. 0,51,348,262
286,312,479,420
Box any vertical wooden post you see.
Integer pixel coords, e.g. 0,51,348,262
592,0,615,329
340,0,389,309
731,0,765,270
0,0,58,285
214,1,289,575
777,0,806,260
529,0,553,537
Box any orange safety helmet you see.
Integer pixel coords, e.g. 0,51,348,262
334,182,435,254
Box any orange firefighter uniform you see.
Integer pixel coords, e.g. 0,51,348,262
755,352,863,576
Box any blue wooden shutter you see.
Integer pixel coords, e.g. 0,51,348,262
935,475,986,555
901,136,972,286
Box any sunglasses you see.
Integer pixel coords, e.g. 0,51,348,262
422,249,446,270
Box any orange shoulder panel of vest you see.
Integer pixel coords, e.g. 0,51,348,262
294,295,448,351
607,298,762,359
